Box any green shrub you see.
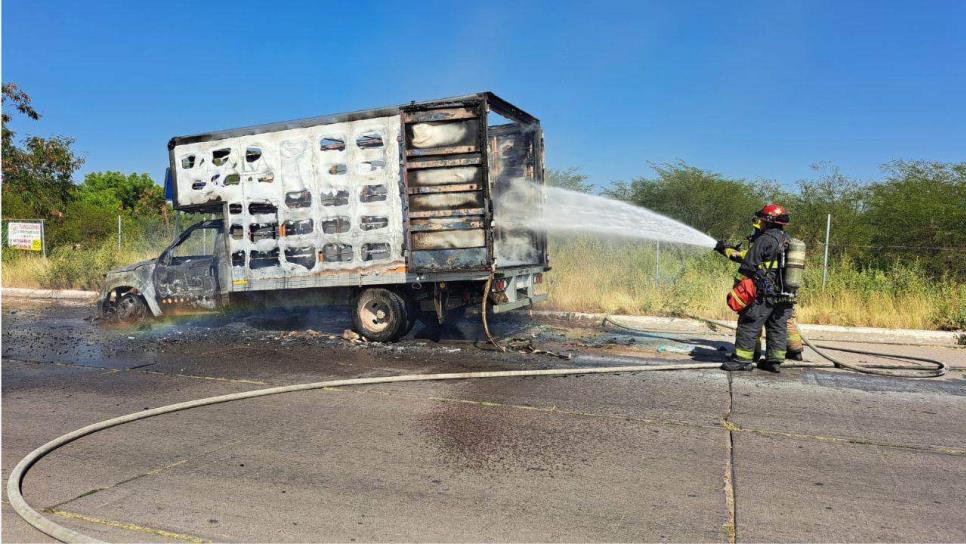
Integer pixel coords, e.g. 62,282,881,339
40,241,119,290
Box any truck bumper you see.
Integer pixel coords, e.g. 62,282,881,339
492,293,548,314
489,268,548,314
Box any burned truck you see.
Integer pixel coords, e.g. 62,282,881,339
98,92,549,341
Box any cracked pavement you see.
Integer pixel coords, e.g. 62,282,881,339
3,298,965,542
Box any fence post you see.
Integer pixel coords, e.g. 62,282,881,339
655,240,661,284
117,215,122,251
822,213,831,290
41,218,47,259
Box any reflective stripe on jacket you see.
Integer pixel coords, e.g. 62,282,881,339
737,227,787,281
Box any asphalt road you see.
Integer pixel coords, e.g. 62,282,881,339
2,298,965,542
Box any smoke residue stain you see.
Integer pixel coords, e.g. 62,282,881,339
421,401,583,475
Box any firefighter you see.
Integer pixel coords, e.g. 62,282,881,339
713,204,801,372
714,218,805,363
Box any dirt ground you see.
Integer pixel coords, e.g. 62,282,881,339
2,298,965,542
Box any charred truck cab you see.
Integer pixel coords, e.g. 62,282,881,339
98,92,550,341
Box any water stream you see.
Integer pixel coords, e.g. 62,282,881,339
499,186,716,248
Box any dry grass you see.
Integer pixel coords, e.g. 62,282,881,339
542,236,734,319
798,287,934,329
1,253,50,289
2,243,159,292
542,236,966,331
3,235,964,331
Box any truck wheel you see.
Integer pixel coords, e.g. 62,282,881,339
114,292,148,323
403,299,420,337
352,288,408,342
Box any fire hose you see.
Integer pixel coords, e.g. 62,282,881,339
481,268,505,352
9,336,945,543
10,275,721,543
602,316,947,378
484,269,944,377
11,361,734,544
9,284,947,541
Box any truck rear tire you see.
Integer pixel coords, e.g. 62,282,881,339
352,288,408,342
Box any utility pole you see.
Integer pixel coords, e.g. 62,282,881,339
822,213,831,290
655,240,661,284
117,215,122,251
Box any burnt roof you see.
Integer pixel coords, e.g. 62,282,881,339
168,92,538,148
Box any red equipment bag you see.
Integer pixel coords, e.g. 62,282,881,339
727,277,757,313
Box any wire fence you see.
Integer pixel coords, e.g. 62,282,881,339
1,211,217,291
583,233,966,297
0,212,208,260
5,211,966,292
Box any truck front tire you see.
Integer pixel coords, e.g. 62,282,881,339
105,290,148,323
352,288,408,342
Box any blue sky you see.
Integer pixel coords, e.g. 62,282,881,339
3,0,964,190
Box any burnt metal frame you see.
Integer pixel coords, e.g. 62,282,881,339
400,95,490,272
166,92,539,214
164,93,547,288
152,219,225,300
157,219,225,264
483,97,548,269
395,93,548,274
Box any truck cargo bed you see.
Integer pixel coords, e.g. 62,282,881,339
167,92,547,292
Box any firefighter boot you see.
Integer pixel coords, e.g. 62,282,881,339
721,355,755,372
758,360,781,373
786,350,804,361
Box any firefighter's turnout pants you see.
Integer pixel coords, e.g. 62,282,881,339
787,308,802,354
750,308,802,358
734,298,794,363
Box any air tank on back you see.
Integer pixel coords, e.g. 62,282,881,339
784,238,806,291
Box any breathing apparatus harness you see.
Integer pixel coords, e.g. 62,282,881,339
724,218,805,312
756,227,805,303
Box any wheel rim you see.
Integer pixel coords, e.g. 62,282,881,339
116,294,143,321
359,300,391,333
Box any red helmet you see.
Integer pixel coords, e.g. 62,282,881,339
755,203,790,225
